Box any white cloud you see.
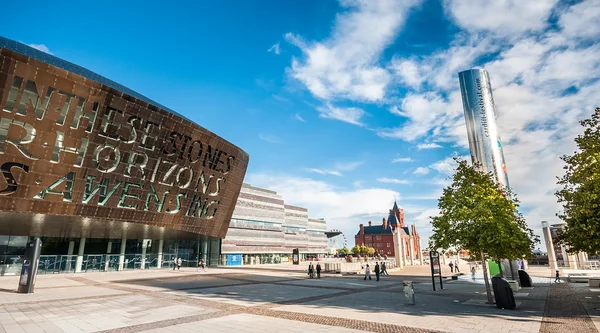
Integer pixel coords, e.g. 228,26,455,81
27,44,53,55
417,143,442,150
245,173,407,246
267,43,281,55
392,157,413,163
559,0,600,40
379,91,463,141
306,160,364,177
377,177,410,184
334,160,364,171
258,133,284,144
444,0,558,37
285,1,420,103
429,156,462,176
305,168,343,177
316,104,365,126
294,113,306,122
413,167,429,175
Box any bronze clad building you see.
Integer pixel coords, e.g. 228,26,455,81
0,37,248,274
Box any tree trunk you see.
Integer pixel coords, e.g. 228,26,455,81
497,259,503,277
481,250,494,304
509,259,516,280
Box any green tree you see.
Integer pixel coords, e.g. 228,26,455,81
337,247,350,255
359,244,368,255
429,158,537,303
366,247,376,256
351,245,360,254
556,108,600,255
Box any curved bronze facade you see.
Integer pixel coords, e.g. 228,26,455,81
0,37,248,240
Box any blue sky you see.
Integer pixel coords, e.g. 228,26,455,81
4,0,600,250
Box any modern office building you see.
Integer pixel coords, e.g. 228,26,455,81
221,183,327,265
0,37,249,275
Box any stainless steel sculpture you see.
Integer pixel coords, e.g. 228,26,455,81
458,69,510,188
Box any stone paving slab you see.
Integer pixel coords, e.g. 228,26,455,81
137,313,370,333
274,276,398,290
0,265,591,333
568,283,600,332
0,294,218,333
540,282,598,333
167,283,345,307
0,286,128,305
271,282,545,333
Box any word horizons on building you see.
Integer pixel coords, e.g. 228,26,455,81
1,75,235,218
0,43,249,238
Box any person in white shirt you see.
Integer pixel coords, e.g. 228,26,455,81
364,264,371,280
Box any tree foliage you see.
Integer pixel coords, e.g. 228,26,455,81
429,158,537,261
429,158,538,302
337,247,351,255
351,244,375,256
556,108,600,255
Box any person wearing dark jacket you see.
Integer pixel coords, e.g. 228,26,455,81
374,262,380,281
316,263,321,278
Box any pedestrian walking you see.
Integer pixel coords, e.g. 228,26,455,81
173,257,177,271
471,266,476,279
316,263,321,278
454,260,460,273
199,259,206,270
555,269,561,283
381,262,388,275
449,261,454,273
364,264,371,280
374,262,380,281
177,257,182,270
308,263,314,279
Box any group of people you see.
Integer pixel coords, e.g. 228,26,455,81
363,262,388,281
449,260,460,273
307,262,321,278
171,257,206,270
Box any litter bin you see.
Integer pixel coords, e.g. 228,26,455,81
17,238,42,294
491,276,516,309
518,270,533,287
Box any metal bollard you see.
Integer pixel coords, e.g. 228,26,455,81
403,281,415,305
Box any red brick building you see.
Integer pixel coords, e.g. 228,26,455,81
354,202,420,257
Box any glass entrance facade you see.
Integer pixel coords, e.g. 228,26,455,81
0,235,222,276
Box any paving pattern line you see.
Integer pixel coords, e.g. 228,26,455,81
246,307,446,333
539,282,598,333
0,292,131,306
94,309,243,333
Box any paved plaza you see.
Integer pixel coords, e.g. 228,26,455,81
0,264,598,333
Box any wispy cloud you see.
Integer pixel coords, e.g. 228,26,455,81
27,43,53,55
272,94,289,103
267,43,281,55
377,177,410,184
417,143,443,150
305,168,342,177
392,157,413,163
306,160,364,177
258,133,284,144
316,104,365,126
334,161,364,171
286,1,421,126
294,113,306,122
413,167,430,175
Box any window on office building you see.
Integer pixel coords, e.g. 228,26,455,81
387,243,391,248
375,235,382,240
